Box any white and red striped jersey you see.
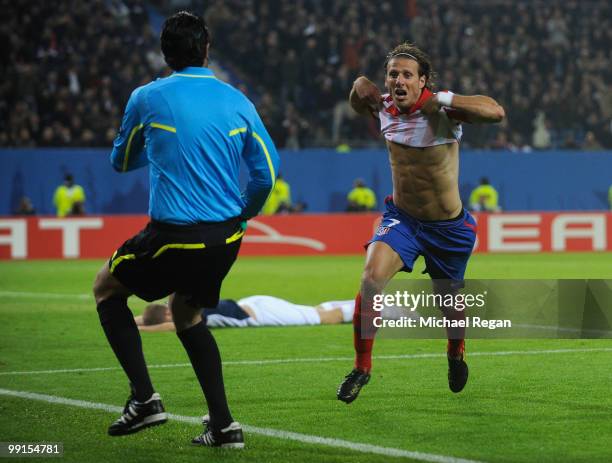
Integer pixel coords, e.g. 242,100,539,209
378,89,463,148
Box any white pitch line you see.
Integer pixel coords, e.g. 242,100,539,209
1,348,610,377
0,388,482,463
0,290,91,300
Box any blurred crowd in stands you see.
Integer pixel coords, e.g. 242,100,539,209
0,0,158,147
1,0,611,150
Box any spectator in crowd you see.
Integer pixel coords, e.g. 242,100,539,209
563,134,580,149
336,141,351,153
262,173,292,215
346,178,376,212
53,173,85,217
469,177,500,212
532,111,552,149
15,196,36,215
582,131,603,151
491,132,512,150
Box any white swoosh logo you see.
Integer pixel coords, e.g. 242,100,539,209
243,220,326,251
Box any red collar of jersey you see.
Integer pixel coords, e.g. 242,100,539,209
385,88,433,117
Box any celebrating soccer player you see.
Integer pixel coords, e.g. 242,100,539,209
337,43,504,403
92,12,279,447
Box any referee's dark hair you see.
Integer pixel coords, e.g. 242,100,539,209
161,11,210,71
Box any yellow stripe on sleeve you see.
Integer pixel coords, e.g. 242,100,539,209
229,127,247,137
123,124,144,172
252,132,276,184
150,122,176,133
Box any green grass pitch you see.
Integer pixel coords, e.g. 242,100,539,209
0,253,611,462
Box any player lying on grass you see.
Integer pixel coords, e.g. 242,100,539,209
135,296,355,331
337,42,504,403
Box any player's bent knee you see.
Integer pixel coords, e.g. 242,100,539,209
169,294,201,332
360,267,386,295
93,264,128,305
92,267,109,304
173,313,201,332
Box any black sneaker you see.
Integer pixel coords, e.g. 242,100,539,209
192,420,245,448
108,392,168,436
448,354,469,393
337,368,371,404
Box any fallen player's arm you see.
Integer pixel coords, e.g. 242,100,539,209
423,92,505,124
349,76,382,118
137,322,176,332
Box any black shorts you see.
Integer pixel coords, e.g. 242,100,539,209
109,218,244,307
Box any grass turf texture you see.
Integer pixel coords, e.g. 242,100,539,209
0,253,611,462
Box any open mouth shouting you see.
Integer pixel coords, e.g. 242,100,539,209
393,88,408,101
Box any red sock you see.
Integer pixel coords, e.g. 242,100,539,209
352,292,377,373
447,339,465,358
442,302,466,358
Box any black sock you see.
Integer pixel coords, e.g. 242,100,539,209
177,321,233,430
97,297,154,402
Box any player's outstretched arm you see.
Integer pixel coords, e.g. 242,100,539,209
349,77,382,118
422,92,505,124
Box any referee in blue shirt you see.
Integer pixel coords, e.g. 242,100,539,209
93,12,279,447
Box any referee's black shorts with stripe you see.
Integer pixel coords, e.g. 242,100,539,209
109,218,244,307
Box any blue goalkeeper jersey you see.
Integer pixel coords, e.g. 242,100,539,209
110,66,279,224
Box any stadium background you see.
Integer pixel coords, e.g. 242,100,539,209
1,1,611,462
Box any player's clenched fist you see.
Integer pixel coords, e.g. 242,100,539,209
354,77,383,108
351,76,383,116
419,92,441,116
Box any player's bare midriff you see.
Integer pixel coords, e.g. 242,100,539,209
387,139,462,221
